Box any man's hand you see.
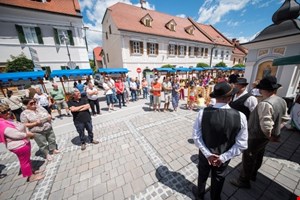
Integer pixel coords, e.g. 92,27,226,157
207,154,219,165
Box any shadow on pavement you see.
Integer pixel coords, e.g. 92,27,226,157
71,136,82,146
142,106,153,112
187,138,194,144
31,160,45,172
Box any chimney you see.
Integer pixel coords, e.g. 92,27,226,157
140,0,146,9
236,40,240,46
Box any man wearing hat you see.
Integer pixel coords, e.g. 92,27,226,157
230,78,258,120
67,88,99,151
231,76,289,188
192,82,248,200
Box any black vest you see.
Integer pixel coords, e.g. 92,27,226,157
229,93,251,120
201,107,241,155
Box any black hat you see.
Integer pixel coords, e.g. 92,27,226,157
210,82,238,98
256,76,281,91
235,78,249,85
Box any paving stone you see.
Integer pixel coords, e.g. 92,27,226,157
93,183,107,199
123,171,133,183
275,174,298,190
88,174,102,187
76,163,89,174
107,178,117,192
0,187,17,199
63,185,74,199
79,170,92,182
131,177,147,193
48,189,64,200
73,179,88,194
115,175,125,187
122,183,134,198
78,188,93,200
103,191,113,200
113,187,124,200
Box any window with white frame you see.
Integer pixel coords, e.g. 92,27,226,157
168,44,176,55
188,47,194,56
204,48,208,57
221,50,224,59
214,49,218,58
147,42,158,55
57,29,68,45
130,40,143,54
225,51,229,60
200,48,204,57
133,41,141,54
178,45,185,56
23,27,38,44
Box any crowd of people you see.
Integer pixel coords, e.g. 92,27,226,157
0,72,298,196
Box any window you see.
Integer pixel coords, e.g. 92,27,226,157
130,41,143,54
53,28,74,46
188,47,194,56
109,25,112,34
15,25,43,44
214,49,218,58
194,47,200,57
168,44,176,56
225,51,229,60
145,19,151,27
200,48,204,57
140,14,153,27
147,42,158,55
204,48,208,57
23,27,38,44
178,45,186,56
221,50,224,59
170,24,175,31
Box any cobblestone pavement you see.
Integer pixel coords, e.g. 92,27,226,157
0,99,299,200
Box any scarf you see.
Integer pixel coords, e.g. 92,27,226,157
0,118,16,144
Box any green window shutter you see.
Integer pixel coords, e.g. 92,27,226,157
53,28,60,45
35,27,44,44
15,25,26,44
67,30,74,46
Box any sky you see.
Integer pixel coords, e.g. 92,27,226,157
78,0,287,57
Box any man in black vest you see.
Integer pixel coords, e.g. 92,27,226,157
192,82,248,200
230,76,288,188
230,78,258,120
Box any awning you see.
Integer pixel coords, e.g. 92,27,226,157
232,67,245,71
0,71,45,83
50,69,93,78
153,68,176,73
192,67,206,72
175,67,192,72
98,68,128,74
272,55,300,66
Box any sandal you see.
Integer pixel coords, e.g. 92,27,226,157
28,174,45,182
46,154,53,161
33,169,45,174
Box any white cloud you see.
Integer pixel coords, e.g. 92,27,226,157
226,20,239,27
176,14,187,18
79,0,155,58
224,31,260,43
197,0,251,25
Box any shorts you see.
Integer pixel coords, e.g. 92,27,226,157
153,96,161,105
164,93,171,103
55,99,68,110
189,96,195,102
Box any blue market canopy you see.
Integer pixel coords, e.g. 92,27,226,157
175,67,192,72
232,67,245,71
50,69,93,78
0,71,45,83
154,68,176,73
192,67,206,71
98,68,128,74
272,55,300,66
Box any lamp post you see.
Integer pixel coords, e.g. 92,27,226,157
83,26,89,52
209,44,217,68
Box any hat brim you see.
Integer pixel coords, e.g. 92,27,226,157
235,83,249,86
256,83,281,90
210,87,238,98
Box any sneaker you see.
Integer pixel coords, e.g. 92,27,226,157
81,143,86,151
230,179,251,189
91,140,99,144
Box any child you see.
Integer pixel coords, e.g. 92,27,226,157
196,94,206,109
188,85,197,110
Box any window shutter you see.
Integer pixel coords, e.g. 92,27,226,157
53,28,60,45
188,47,191,56
147,43,150,55
15,25,26,44
67,30,74,46
130,41,133,54
155,43,159,55
175,45,178,55
140,41,143,54
168,44,171,55
35,27,44,44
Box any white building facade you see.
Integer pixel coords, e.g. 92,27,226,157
0,0,90,75
102,3,236,78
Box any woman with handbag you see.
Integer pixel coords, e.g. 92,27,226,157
20,98,60,161
0,103,45,182
2,90,24,122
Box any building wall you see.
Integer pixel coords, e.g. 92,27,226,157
244,35,300,98
103,12,233,78
0,5,90,70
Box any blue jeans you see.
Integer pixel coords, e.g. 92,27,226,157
143,87,148,99
74,120,94,144
131,90,137,101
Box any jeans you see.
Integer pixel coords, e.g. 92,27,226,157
131,90,137,101
88,98,100,115
117,93,126,108
143,87,148,99
74,120,94,144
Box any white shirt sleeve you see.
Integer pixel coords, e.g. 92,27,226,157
244,96,258,112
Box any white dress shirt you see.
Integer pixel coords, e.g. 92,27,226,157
232,90,258,112
192,103,248,163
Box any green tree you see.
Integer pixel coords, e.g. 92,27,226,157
233,63,245,68
215,61,227,67
196,62,209,67
89,59,96,73
161,64,174,68
6,53,34,72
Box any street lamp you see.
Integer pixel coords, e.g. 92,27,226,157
209,44,217,68
83,26,89,52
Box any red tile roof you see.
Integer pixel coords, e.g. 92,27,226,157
108,3,217,45
93,47,102,61
0,0,82,17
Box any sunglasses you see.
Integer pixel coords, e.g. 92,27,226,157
0,109,11,115
29,101,37,106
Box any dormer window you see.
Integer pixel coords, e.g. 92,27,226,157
166,19,177,31
185,25,195,35
140,14,153,27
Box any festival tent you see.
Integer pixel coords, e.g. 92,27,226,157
98,68,129,74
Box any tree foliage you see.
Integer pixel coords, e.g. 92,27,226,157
6,53,34,72
215,62,227,67
161,64,174,68
89,59,96,73
233,63,245,68
196,62,209,67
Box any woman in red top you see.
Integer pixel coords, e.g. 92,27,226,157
115,77,126,108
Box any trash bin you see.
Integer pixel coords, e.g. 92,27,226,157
282,97,294,114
